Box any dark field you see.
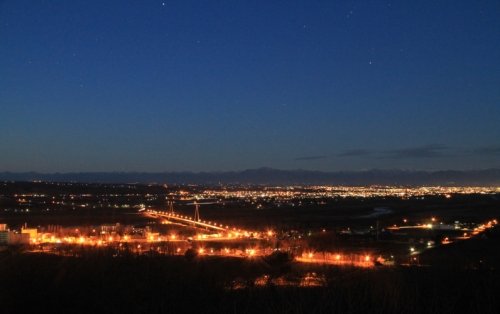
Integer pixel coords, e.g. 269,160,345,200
170,194,500,230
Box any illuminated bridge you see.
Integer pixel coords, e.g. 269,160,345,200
145,209,231,232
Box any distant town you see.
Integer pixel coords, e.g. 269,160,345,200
2,181,498,277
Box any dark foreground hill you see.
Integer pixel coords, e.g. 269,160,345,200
0,249,498,314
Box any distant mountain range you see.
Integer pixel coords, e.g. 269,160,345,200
1,168,500,186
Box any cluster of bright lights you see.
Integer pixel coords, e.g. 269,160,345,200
301,252,373,267
187,186,500,201
195,247,258,258
472,219,497,235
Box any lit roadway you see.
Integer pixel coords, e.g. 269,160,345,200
145,209,239,233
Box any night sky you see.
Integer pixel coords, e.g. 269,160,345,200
1,1,499,172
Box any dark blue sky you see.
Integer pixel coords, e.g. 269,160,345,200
1,0,499,172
